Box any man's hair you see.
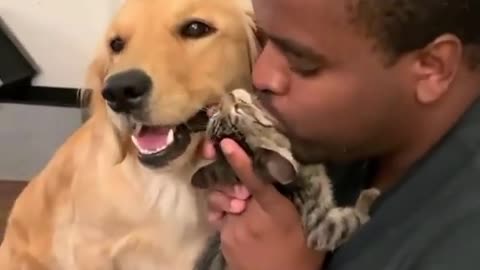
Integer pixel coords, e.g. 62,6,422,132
350,0,480,68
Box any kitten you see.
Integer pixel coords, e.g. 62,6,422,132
191,88,380,270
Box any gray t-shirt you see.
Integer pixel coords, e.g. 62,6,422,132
325,98,480,270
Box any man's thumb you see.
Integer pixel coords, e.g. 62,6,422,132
220,139,283,212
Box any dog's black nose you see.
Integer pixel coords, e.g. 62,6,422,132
102,69,152,112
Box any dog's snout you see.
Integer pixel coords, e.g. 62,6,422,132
102,69,152,112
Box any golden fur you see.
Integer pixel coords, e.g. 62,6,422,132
0,0,258,269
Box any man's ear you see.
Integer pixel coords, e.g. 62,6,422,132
413,34,463,104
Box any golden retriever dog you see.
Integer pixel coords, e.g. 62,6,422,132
0,0,258,269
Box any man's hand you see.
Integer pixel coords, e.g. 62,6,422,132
200,139,252,229
201,138,325,270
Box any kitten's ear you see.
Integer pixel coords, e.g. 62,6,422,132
253,148,296,185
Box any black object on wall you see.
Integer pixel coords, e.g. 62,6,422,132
0,17,37,88
0,17,80,108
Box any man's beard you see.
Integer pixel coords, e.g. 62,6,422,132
256,92,346,164
289,137,331,164
288,134,362,164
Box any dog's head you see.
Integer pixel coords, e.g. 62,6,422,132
84,0,259,169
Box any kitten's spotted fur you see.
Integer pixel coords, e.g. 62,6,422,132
191,88,380,270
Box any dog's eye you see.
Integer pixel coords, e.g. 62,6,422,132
109,36,126,53
180,20,216,39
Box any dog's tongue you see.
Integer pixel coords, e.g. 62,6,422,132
135,126,171,150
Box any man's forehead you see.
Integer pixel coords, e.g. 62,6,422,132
253,0,351,26
253,0,355,45
253,0,356,54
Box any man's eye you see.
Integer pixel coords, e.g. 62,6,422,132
283,52,322,77
290,66,320,77
288,60,321,77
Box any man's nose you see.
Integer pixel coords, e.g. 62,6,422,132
252,43,290,95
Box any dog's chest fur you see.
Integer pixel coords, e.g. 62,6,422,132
50,153,212,270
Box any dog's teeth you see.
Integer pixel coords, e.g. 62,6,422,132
145,148,162,154
166,129,174,145
133,123,142,135
131,135,140,149
154,145,167,153
131,127,175,155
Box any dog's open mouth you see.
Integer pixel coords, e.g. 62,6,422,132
129,111,209,168
132,124,176,155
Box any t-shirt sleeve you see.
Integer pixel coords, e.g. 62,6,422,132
410,212,480,270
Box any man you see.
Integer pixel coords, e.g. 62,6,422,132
201,0,480,269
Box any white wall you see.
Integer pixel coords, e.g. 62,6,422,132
0,104,83,181
0,0,124,180
0,0,124,88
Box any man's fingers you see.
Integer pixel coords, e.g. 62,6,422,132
208,189,247,214
207,188,248,229
229,185,251,200
208,210,224,230
201,138,217,160
208,190,233,213
220,138,283,213
212,184,251,200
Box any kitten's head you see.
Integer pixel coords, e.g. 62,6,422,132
208,88,297,179
207,88,278,142
192,88,298,189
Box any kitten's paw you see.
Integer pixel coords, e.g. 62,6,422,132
252,148,296,185
305,223,338,252
191,162,238,189
191,164,217,189
355,188,381,215
304,205,374,252
306,232,329,251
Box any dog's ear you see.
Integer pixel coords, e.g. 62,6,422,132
245,17,259,71
239,1,261,70
82,38,111,117
82,38,131,163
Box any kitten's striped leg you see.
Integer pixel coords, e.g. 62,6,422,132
303,205,368,251
294,166,380,251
